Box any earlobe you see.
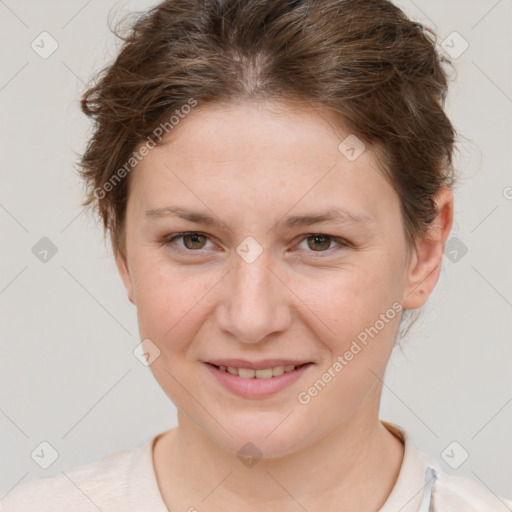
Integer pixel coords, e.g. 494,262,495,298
402,187,454,310
114,246,135,305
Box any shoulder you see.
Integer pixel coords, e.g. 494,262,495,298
0,440,150,512
381,421,512,512
432,470,512,512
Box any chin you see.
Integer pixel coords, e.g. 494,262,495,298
204,412,313,461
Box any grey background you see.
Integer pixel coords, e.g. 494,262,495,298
1,0,511,501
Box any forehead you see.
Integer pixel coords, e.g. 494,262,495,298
129,100,398,221
152,100,356,168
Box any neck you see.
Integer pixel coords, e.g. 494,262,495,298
153,409,404,512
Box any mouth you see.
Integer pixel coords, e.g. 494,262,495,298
205,362,310,379
203,360,314,399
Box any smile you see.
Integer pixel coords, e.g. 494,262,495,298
204,362,313,399
211,363,306,379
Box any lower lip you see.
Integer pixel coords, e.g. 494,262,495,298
204,363,313,399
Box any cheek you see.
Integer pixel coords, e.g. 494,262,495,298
130,243,406,361
294,258,403,345
294,265,402,423
131,252,217,351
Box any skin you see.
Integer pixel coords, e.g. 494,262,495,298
115,99,453,511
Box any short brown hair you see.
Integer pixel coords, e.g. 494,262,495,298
78,0,458,258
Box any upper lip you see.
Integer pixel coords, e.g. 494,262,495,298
205,359,312,370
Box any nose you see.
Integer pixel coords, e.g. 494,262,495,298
215,251,293,345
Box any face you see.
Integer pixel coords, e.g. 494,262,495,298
116,100,451,458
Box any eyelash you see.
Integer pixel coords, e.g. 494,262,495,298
159,231,351,256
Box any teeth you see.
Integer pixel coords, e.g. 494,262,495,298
217,364,302,378
272,366,285,376
239,368,255,378
255,368,273,379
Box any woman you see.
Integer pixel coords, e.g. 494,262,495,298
2,0,510,510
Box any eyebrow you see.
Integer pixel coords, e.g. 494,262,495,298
145,206,374,231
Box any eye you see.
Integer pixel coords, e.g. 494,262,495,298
160,232,214,251
296,233,350,254
159,232,350,255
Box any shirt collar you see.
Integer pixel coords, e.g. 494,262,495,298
378,420,441,512
129,422,441,512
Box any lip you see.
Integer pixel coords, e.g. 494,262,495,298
205,358,311,370
204,361,313,399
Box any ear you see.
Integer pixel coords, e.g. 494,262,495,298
114,245,135,305
402,186,454,310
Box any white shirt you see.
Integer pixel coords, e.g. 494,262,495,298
2,421,511,511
